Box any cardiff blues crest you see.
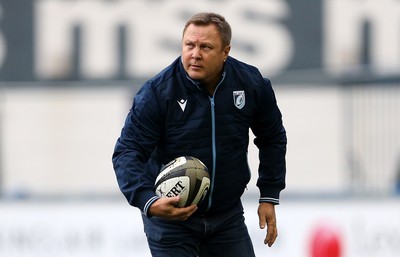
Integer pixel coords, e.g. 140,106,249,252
233,91,245,109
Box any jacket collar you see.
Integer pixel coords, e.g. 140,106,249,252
178,56,227,92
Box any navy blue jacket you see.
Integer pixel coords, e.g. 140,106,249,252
112,56,286,216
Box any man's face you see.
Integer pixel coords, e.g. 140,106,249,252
181,24,230,88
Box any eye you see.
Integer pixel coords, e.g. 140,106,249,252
186,42,195,49
201,44,213,51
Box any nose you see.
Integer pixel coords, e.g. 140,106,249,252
191,47,201,60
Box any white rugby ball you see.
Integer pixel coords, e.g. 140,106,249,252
154,156,210,207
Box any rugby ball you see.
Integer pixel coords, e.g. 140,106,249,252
154,156,210,207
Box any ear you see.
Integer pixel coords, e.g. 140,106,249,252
223,45,231,60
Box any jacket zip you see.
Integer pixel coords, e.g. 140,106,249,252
206,72,226,211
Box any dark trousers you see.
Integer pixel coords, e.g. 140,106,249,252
142,202,256,257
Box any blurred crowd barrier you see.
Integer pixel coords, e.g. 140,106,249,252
0,82,399,198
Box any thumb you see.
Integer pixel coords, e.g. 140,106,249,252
258,206,267,229
259,217,266,229
167,195,181,207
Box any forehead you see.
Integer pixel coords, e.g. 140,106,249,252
183,24,221,43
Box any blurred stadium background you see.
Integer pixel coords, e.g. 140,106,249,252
0,0,399,256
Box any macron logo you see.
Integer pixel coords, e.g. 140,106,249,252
177,99,187,112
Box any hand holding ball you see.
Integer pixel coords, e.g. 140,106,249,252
154,156,210,207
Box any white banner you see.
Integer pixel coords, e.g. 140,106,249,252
1,199,399,257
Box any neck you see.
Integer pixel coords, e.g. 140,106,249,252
206,71,226,96
205,84,216,95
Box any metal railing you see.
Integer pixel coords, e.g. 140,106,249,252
344,83,400,195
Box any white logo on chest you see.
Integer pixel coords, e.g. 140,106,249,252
177,99,187,112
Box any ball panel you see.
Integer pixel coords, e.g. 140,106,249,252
154,169,187,189
155,156,188,183
190,177,210,206
184,169,210,205
154,156,210,207
155,176,190,207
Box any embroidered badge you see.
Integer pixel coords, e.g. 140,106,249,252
233,91,245,109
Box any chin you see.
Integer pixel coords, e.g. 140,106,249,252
188,73,204,81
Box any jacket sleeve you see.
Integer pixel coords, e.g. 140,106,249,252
251,78,287,205
112,83,163,216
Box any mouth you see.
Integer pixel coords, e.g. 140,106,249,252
190,64,203,70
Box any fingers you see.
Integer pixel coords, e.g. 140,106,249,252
175,205,198,220
148,196,198,220
168,196,198,220
258,202,278,247
265,220,278,247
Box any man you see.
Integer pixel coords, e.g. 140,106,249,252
113,12,286,257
